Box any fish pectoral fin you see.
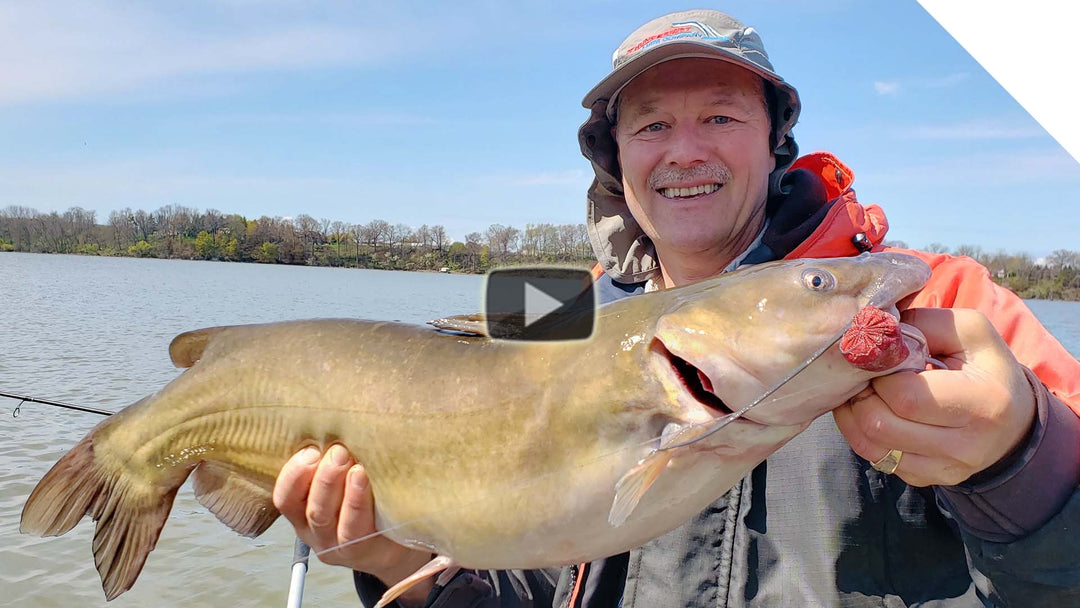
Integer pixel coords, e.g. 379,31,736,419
191,461,279,537
375,555,457,608
609,451,671,528
168,326,230,368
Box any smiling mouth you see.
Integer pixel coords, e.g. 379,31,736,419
657,183,722,199
650,338,734,416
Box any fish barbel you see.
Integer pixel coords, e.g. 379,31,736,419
21,252,931,605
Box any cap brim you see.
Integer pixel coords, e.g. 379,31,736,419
581,41,786,110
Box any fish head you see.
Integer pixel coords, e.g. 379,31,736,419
648,252,931,429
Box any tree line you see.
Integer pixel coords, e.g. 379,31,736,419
885,240,1080,301
0,205,593,273
1,205,1076,300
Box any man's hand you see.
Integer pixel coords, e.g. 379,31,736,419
272,445,435,603
833,308,1037,487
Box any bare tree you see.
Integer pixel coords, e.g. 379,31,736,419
1048,249,1079,269
351,223,365,267
204,209,224,236
464,232,483,271
484,223,520,263
131,209,156,243
294,214,320,262
431,225,448,252
415,224,432,251
65,207,97,246
330,220,349,260
953,244,983,260
365,219,390,257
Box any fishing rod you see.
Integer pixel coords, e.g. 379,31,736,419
1,390,115,418
1,389,312,608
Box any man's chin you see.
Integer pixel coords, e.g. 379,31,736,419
653,232,738,257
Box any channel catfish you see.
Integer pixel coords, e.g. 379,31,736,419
22,252,931,606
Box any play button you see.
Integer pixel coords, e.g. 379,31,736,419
485,267,595,340
524,282,565,327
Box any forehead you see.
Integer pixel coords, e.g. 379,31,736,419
618,58,765,115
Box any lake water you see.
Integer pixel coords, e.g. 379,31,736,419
1,252,1078,607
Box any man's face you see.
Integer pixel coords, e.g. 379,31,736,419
613,58,775,259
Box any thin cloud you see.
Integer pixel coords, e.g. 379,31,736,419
874,81,901,95
0,2,441,106
873,72,969,96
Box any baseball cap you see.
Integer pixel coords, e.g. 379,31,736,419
582,9,800,141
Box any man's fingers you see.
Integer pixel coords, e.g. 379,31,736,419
338,465,377,550
871,370,990,428
305,445,354,548
834,402,974,487
900,307,1001,360
272,446,322,525
835,395,957,461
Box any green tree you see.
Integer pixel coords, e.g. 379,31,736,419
128,240,153,257
254,241,279,263
222,236,239,260
194,230,218,259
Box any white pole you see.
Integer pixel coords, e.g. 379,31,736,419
286,538,311,608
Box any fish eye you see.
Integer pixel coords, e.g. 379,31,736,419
801,269,836,292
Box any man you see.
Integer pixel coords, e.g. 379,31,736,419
273,10,1080,607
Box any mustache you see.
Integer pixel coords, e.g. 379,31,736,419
647,164,732,190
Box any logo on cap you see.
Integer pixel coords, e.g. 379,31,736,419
484,267,595,341
622,20,730,60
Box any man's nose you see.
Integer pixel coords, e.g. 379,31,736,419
664,125,711,167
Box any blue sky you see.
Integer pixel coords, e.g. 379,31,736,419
1,1,1077,257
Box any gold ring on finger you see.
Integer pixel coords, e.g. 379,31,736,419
871,449,903,475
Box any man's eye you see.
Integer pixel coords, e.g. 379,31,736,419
709,116,731,125
641,122,665,133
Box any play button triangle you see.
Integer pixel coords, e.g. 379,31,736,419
524,282,565,327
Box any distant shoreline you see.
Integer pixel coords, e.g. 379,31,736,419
5,249,1077,302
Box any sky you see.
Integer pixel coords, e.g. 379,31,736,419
1,1,1077,257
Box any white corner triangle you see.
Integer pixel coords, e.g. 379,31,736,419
917,0,1080,163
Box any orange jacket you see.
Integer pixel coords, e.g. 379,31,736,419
785,152,1080,415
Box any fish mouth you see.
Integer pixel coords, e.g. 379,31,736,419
650,337,735,417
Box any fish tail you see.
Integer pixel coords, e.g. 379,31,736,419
21,428,187,601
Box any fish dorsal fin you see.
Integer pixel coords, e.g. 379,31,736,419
428,314,488,336
191,461,279,537
168,326,229,368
